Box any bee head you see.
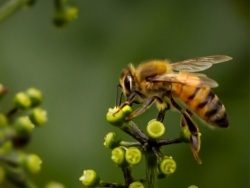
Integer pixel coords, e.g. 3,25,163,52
120,66,135,96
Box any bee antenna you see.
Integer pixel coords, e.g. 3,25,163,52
115,84,123,107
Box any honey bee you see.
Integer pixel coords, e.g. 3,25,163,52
116,55,232,128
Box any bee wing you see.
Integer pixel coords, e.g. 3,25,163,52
171,55,232,72
151,72,218,88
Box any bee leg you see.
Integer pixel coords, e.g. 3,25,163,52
118,91,137,108
156,103,170,122
125,97,157,120
186,108,193,116
115,84,123,107
171,97,202,163
113,91,138,116
170,98,198,135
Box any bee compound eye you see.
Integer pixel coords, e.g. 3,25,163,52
124,74,133,92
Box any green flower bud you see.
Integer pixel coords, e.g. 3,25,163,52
129,181,145,188
103,132,121,149
13,92,31,109
0,114,8,128
23,154,42,173
188,185,198,188
29,108,47,126
0,166,5,184
159,156,176,175
111,147,127,166
146,119,165,139
53,0,79,28
26,88,43,107
45,181,65,188
14,116,34,135
106,105,132,127
0,141,12,154
79,170,100,187
179,116,192,143
22,0,36,8
0,84,7,99
125,147,142,165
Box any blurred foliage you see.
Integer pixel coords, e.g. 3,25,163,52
0,0,249,188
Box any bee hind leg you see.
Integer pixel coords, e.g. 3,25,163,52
170,98,198,134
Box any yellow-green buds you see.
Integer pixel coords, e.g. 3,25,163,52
103,132,121,149
53,0,79,28
129,181,145,188
45,181,65,188
179,116,191,143
0,84,7,99
146,119,165,139
14,116,34,135
29,108,47,126
22,154,42,173
0,141,12,154
22,0,36,8
159,156,176,175
106,105,132,127
79,170,100,187
125,147,142,166
13,92,31,109
111,147,127,166
0,114,8,128
26,88,43,107
111,146,142,166
188,185,199,188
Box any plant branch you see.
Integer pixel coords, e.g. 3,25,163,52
119,141,141,147
99,181,127,188
157,138,182,146
0,0,31,22
4,165,38,188
120,121,148,144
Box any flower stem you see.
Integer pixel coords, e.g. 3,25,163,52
0,0,31,22
120,121,148,144
119,141,141,147
122,166,133,184
145,148,158,188
4,165,38,188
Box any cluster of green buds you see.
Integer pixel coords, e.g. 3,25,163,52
0,0,78,27
0,84,51,187
80,104,201,187
80,105,202,188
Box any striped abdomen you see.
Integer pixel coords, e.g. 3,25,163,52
171,83,229,128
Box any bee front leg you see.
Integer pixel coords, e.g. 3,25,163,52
125,97,157,120
114,91,137,116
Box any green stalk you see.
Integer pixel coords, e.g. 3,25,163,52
145,148,158,188
0,0,30,22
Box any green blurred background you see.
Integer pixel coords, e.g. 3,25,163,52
0,0,249,188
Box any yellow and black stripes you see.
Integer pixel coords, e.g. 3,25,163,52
172,84,228,128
